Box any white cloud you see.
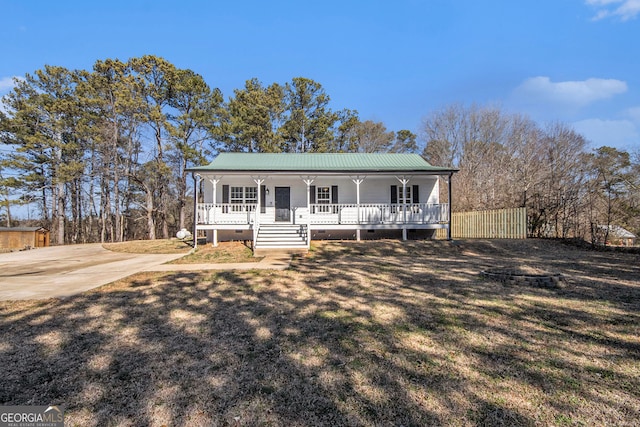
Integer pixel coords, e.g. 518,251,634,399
573,118,639,149
586,0,640,21
0,76,19,92
0,76,22,115
513,76,627,108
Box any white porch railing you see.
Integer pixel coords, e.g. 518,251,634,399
196,203,449,226
196,203,258,225
309,203,448,224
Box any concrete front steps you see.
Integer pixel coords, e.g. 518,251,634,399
254,224,308,255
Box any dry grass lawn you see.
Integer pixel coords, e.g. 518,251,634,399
103,239,193,254
1,239,638,426
103,239,259,264
170,241,259,264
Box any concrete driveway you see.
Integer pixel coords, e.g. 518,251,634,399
0,244,185,301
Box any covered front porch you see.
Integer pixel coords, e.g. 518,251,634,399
196,202,449,227
192,173,453,249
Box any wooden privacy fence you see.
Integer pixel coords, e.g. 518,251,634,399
436,207,527,239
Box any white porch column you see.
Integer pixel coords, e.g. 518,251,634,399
253,177,265,222
252,177,265,249
396,176,410,241
447,172,453,241
302,177,315,248
209,176,221,247
193,174,201,249
351,176,365,241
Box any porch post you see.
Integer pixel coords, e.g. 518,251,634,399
396,176,410,241
253,177,265,223
303,177,315,248
447,172,453,241
402,178,407,241
351,176,365,241
210,177,219,222
209,176,220,247
192,173,200,249
253,177,265,249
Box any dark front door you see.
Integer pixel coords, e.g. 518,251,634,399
275,187,291,222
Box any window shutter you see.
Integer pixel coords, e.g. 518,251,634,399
260,185,266,213
331,185,339,214
390,185,397,204
222,185,229,203
310,186,316,204
413,185,419,203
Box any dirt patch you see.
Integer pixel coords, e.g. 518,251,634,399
0,239,638,426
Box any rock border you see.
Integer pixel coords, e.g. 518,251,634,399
481,268,565,288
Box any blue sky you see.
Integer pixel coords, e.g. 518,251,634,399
1,0,639,152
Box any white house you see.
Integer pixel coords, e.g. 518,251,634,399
187,153,457,251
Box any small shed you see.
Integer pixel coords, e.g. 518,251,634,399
0,227,50,250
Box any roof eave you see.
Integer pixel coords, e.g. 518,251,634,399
186,168,458,175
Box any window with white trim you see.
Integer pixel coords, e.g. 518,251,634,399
399,186,411,205
230,187,243,211
230,186,257,211
391,185,413,214
399,186,420,213
317,186,331,213
245,187,257,210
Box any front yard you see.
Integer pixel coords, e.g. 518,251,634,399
104,239,259,264
0,239,638,426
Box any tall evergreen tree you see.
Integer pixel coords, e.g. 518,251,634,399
390,129,418,153
167,68,224,229
221,78,284,153
281,77,337,152
588,146,633,244
353,120,395,153
129,55,177,239
332,109,360,152
0,66,84,244
77,58,145,242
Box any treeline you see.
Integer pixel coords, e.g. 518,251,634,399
421,104,639,243
1,57,637,245
0,55,417,244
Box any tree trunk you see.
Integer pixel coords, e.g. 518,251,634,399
178,156,188,230
153,121,169,239
57,180,65,245
71,180,79,243
146,187,156,240
41,180,49,223
100,175,109,243
162,201,169,239
4,191,10,227
112,121,122,242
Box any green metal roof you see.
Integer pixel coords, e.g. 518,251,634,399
188,153,456,173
